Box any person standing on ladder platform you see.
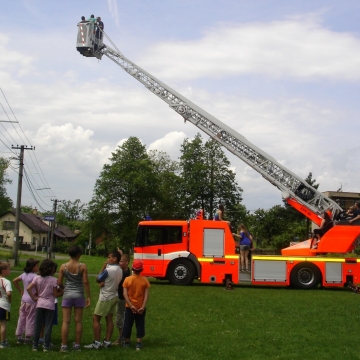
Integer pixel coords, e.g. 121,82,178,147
96,17,104,40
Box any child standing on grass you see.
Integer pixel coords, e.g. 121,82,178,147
112,249,131,345
84,250,122,350
57,245,91,352
122,259,150,351
27,259,63,352
0,262,12,348
13,258,39,344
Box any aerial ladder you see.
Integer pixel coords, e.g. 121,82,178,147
76,20,360,258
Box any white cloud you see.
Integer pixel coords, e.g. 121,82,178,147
148,131,187,160
107,0,119,26
140,17,360,81
0,34,35,76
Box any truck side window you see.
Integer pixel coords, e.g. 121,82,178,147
136,226,182,246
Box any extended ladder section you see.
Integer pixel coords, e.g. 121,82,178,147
76,28,343,226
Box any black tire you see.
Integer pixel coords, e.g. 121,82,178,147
167,259,195,286
290,262,321,289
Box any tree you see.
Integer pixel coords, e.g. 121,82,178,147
179,134,243,223
148,150,183,219
57,199,86,222
249,205,307,250
0,157,12,215
21,205,34,214
89,137,158,251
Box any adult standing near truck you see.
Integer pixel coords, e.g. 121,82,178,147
57,245,90,352
233,224,252,272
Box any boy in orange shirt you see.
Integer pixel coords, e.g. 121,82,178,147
122,259,150,351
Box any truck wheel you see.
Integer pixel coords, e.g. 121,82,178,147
290,263,320,289
168,259,195,286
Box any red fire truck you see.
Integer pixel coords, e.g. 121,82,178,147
77,21,360,289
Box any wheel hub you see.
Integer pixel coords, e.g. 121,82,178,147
298,268,314,285
174,265,187,280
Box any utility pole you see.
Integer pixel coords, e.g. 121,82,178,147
11,145,34,265
48,199,60,259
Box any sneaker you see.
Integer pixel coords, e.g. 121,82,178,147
17,338,25,344
24,338,32,344
136,342,142,351
0,341,10,348
38,338,44,345
32,346,38,352
102,339,111,348
84,341,101,349
72,343,81,351
123,342,130,349
60,345,68,353
43,344,53,352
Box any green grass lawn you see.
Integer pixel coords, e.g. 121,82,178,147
2,262,360,360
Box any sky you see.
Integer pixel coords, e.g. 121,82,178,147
0,0,360,214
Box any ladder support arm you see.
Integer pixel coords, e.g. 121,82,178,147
98,44,342,223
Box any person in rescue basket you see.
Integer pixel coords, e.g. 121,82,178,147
96,16,104,39
112,248,131,345
57,245,91,352
232,224,252,272
84,250,122,350
122,259,150,351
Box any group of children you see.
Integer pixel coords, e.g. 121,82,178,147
0,245,150,352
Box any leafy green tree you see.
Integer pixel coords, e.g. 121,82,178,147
0,157,12,215
179,134,243,224
57,199,86,222
148,150,183,219
249,205,306,249
21,205,34,214
89,137,158,252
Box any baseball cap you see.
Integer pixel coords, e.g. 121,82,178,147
132,259,143,271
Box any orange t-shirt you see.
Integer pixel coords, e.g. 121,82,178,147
122,274,150,309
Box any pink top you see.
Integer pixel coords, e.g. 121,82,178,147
20,272,37,303
31,275,57,310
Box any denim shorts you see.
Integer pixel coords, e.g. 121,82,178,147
240,245,250,251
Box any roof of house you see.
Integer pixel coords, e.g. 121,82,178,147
0,211,77,239
21,213,50,233
56,225,77,239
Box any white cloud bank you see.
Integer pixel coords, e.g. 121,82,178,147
140,16,360,81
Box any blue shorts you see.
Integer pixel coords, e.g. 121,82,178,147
62,298,85,308
0,307,10,321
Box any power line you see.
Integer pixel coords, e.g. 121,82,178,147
0,88,58,204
